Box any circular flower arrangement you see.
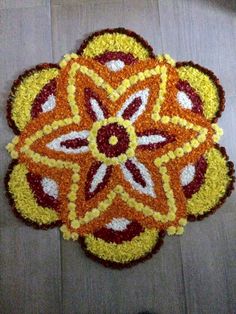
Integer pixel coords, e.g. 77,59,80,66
6,28,235,268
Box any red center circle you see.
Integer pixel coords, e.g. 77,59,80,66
96,123,130,158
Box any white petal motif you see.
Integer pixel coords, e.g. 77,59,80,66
89,163,108,193
180,164,196,186
177,91,193,110
47,130,89,154
138,134,166,146
41,177,59,199
117,89,149,123
106,218,131,231
121,157,156,197
105,60,125,72
90,98,106,121
41,95,56,113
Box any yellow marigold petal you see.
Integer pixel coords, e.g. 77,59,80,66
177,64,222,120
8,163,59,225
10,67,59,131
84,228,159,263
82,32,151,60
187,147,233,216
167,226,176,235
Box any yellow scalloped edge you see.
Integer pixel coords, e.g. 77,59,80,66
187,147,231,216
11,68,59,131
8,163,59,225
177,66,219,120
84,228,158,263
81,33,150,60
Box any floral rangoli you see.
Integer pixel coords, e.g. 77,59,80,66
6,28,235,268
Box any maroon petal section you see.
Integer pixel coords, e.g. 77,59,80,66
85,161,113,200
187,145,235,221
121,97,142,120
95,51,137,65
7,63,59,135
5,161,61,230
125,159,146,187
176,80,203,114
94,220,144,244
84,88,109,121
61,138,88,149
27,173,60,211
176,61,225,122
96,123,130,157
137,129,175,150
31,78,57,118
183,156,208,198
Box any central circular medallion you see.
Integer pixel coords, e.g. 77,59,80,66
108,135,118,146
88,117,137,165
96,122,130,158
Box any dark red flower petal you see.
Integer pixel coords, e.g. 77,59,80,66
121,97,142,120
84,88,109,121
183,156,208,198
85,161,113,200
95,51,137,65
125,159,146,187
27,172,60,211
60,138,88,149
31,78,57,118
94,220,144,244
176,80,203,114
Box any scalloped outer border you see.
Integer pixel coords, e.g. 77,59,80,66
4,160,62,230
187,144,235,222
7,63,60,135
77,28,155,58
4,28,235,268
176,61,225,123
79,230,166,269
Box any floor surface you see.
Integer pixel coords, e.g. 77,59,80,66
0,1,236,313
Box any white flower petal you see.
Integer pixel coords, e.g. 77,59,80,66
89,163,108,193
177,91,193,110
138,134,166,146
47,130,89,154
180,164,196,186
121,157,156,197
41,95,56,113
106,218,131,231
105,60,125,72
41,177,58,199
90,98,106,121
